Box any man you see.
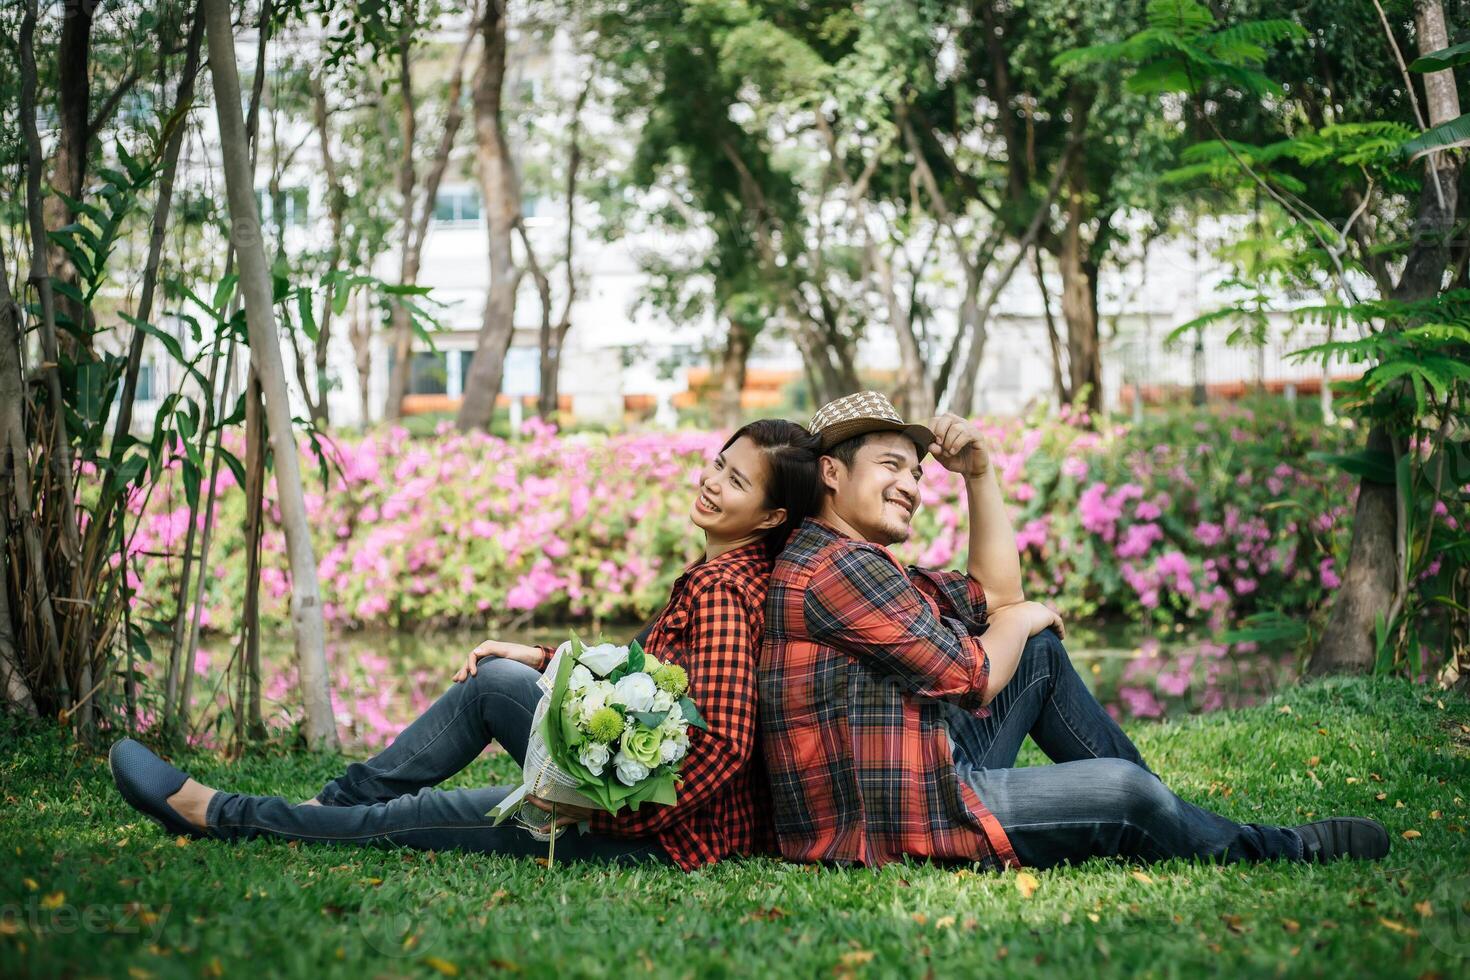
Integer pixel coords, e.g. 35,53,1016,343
758,390,1389,869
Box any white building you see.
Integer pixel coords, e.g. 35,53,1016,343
116,21,1352,437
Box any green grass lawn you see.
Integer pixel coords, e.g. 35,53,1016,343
2,677,1467,978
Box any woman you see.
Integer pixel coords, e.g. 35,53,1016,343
109,419,822,870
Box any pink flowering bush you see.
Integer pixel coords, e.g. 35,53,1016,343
129,403,1357,646
128,422,721,637
887,401,1359,641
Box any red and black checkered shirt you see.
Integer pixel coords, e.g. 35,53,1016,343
536,540,776,871
757,517,1020,869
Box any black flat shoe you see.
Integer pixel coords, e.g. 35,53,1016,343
108,738,208,838
1291,817,1390,862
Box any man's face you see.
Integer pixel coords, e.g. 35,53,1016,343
821,432,923,545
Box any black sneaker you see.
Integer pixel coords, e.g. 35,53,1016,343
1290,817,1390,862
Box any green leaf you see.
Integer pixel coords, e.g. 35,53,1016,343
297,287,318,342
678,696,708,732
1402,112,1470,161
181,455,201,513
1409,40,1470,73
1307,449,1395,484
632,710,668,728
217,446,247,489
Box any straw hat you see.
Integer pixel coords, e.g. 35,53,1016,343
809,390,934,459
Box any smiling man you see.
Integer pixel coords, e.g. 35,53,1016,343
757,390,1389,871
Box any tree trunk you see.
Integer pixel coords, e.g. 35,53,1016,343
44,0,94,362
1058,199,1102,414
383,19,477,422
1308,0,1461,676
718,318,750,430
458,3,523,431
203,0,337,750
1035,245,1069,404
112,4,205,446
539,75,589,420
383,37,421,422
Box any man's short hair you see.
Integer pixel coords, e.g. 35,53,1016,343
825,431,875,471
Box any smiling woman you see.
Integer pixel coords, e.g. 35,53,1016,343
107,419,823,875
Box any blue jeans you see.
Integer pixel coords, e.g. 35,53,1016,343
948,630,1303,868
203,658,672,865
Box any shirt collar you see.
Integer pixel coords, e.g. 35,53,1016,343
679,539,769,578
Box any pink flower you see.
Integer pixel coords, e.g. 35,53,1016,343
1119,686,1164,719
1319,558,1341,589
1116,523,1163,559
1061,456,1089,480
1193,521,1223,547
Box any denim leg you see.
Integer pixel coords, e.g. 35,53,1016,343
205,784,672,865
317,658,542,806
944,629,1153,774
960,757,1303,868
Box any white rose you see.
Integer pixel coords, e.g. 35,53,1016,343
578,742,611,775
579,643,629,677
579,685,607,717
568,664,594,692
658,738,686,764
613,750,651,786
651,689,675,713
613,672,658,713
659,702,685,734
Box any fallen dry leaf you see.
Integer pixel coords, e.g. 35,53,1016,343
1015,871,1040,899
1376,793,1388,801
1378,917,1419,937
1415,900,1434,918
1130,871,1154,885
935,915,956,930
1281,918,1300,933
40,892,65,910
1401,829,1422,840
421,956,459,976
1307,756,1320,767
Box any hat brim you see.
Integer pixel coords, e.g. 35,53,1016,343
818,419,935,460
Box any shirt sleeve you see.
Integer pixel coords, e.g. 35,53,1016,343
594,578,759,836
806,545,989,711
906,566,988,635
532,645,555,672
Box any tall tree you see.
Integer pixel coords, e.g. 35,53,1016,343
202,0,338,750
457,0,525,430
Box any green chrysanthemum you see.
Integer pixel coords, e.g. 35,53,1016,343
586,706,625,743
653,664,689,697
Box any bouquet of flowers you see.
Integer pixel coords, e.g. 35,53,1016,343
490,635,707,848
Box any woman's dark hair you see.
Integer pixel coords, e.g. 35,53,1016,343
719,419,823,556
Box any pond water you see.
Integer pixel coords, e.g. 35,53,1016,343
189,620,1298,751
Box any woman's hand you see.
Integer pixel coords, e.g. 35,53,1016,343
452,639,542,682
990,600,1066,641
526,795,598,829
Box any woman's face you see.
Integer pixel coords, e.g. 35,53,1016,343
691,436,785,540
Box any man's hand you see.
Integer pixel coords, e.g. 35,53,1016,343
452,639,541,682
925,413,992,480
990,600,1066,640
526,795,598,829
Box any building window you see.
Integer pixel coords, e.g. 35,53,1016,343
433,187,482,224
136,362,155,402
409,352,448,395
254,187,309,229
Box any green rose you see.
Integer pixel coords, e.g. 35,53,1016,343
620,724,664,767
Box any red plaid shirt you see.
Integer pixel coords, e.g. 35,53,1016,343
757,517,1020,869
536,541,776,870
